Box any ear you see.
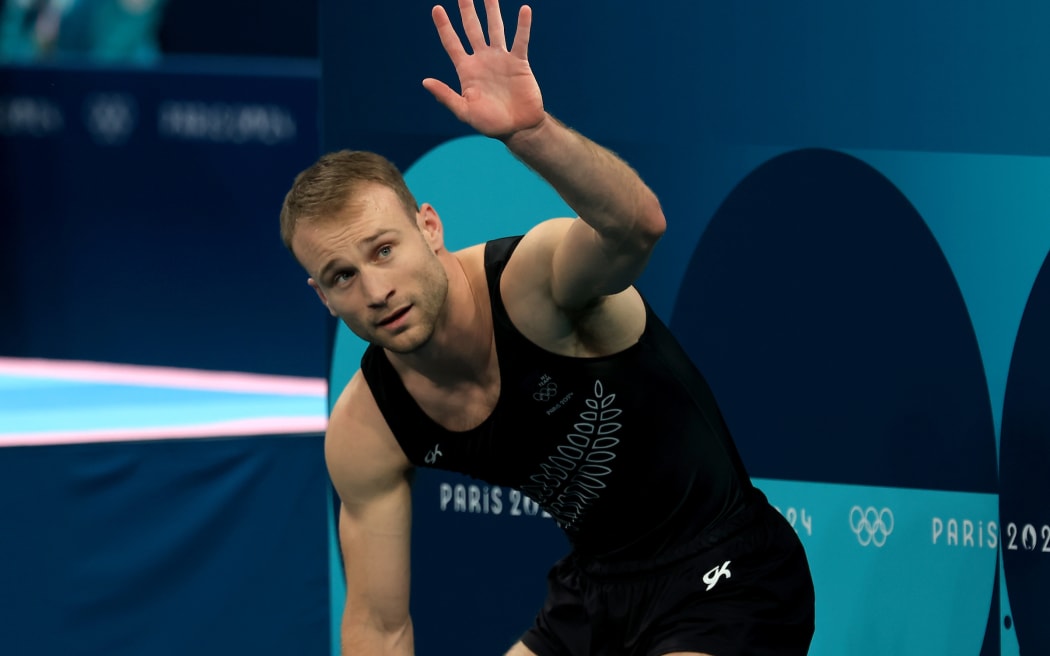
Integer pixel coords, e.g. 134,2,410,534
416,203,446,253
307,278,337,317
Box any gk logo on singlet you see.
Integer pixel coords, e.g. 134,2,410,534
425,444,443,464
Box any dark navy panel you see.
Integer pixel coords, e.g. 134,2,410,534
409,469,569,653
0,434,329,656
670,149,996,492
1000,249,1050,655
321,0,1050,159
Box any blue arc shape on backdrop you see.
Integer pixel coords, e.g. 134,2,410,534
670,148,997,493
1000,248,1050,655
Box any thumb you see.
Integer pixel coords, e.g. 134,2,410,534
422,78,468,122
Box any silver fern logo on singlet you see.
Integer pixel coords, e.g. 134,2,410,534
521,380,621,531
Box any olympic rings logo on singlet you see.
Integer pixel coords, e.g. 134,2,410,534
533,382,558,402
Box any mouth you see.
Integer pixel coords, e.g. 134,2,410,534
377,305,411,327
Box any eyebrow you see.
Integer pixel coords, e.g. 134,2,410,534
317,228,399,282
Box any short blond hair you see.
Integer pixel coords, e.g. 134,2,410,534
279,150,419,255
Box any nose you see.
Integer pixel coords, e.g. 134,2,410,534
360,270,394,308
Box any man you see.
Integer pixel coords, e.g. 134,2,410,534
280,0,815,654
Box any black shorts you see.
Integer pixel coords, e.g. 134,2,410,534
520,489,815,656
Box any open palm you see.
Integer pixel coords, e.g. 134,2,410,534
423,0,545,140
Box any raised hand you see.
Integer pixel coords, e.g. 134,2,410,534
422,0,545,140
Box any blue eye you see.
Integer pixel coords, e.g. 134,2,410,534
378,245,393,258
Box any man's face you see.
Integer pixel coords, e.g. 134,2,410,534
294,184,450,354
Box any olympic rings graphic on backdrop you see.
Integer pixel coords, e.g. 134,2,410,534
849,506,895,547
83,93,138,145
533,383,558,402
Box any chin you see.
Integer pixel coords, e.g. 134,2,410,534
383,329,434,355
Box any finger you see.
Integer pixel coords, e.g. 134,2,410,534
458,0,488,52
484,0,506,50
432,5,468,66
422,78,468,122
509,4,532,59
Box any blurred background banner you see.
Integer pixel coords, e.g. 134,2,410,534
0,0,318,64
0,58,329,377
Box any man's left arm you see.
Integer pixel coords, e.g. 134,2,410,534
503,114,666,309
423,0,666,310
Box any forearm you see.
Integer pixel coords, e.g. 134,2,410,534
504,114,665,243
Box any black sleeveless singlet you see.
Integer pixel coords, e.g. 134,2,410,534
361,236,753,561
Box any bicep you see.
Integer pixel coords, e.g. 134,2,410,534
551,217,657,308
514,218,657,311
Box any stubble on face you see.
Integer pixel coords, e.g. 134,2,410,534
294,186,451,356
372,234,450,355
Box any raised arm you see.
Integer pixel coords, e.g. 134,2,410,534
326,372,415,655
423,0,666,309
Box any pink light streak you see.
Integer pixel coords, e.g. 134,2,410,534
0,416,329,447
0,357,327,396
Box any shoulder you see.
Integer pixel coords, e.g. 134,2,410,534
325,370,412,505
451,239,505,298
452,241,488,273
498,218,574,311
506,218,575,271
450,223,572,278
